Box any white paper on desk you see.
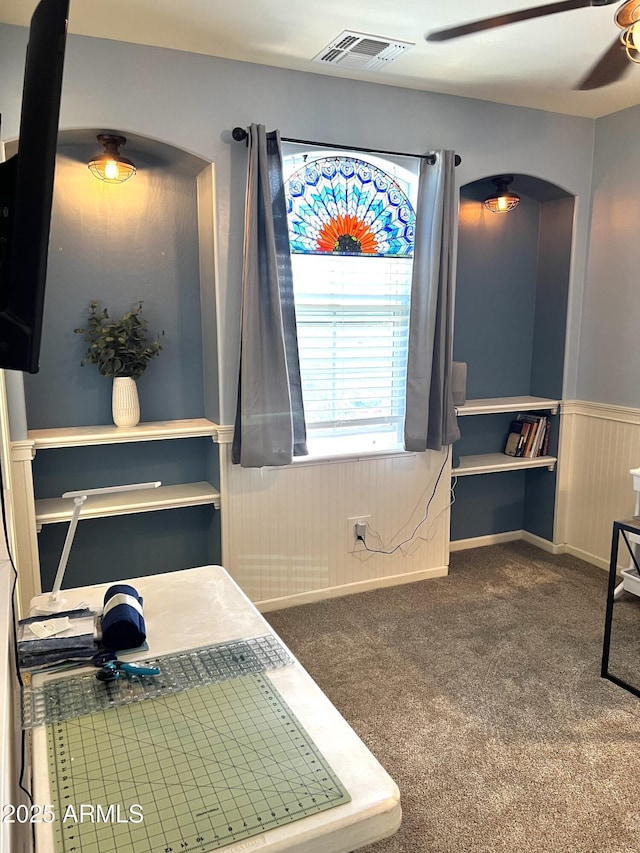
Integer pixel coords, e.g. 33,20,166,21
27,617,71,639
18,616,97,644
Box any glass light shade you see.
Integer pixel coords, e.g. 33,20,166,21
483,176,520,214
88,134,136,183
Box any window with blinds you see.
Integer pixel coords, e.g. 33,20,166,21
291,253,412,454
284,151,418,456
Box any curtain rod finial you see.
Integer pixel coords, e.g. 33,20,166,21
232,127,248,142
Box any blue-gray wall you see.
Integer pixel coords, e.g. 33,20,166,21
0,22,605,576
580,104,640,408
454,186,540,399
38,507,218,592
24,147,205,428
0,24,598,424
32,437,220,591
531,197,573,402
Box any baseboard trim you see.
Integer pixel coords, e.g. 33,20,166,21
521,531,565,555
255,535,607,612
449,531,522,552
564,544,609,571
255,565,449,612
451,529,564,555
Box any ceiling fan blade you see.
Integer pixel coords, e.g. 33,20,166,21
427,0,595,42
576,38,632,89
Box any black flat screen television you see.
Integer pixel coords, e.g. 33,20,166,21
0,0,69,373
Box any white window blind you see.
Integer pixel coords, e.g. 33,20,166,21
291,252,413,455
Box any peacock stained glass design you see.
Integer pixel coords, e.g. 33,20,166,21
285,157,415,257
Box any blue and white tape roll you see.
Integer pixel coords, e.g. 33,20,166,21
101,584,146,651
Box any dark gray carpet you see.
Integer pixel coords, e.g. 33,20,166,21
265,541,640,853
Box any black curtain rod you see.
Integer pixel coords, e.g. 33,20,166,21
231,127,461,166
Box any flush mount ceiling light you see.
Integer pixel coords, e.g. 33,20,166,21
616,1,640,64
88,134,136,183
483,176,520,214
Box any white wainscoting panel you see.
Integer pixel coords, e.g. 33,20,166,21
557,401,640,569
220,445,451,607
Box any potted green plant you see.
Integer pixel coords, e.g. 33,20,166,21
74,300,163,427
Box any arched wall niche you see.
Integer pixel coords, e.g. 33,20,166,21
451,172,575,545
460,172,574,206
5,127,210,178
455,172,574,401
22,126,218,430
11,126,222,592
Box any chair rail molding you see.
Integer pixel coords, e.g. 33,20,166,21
560,399,640,424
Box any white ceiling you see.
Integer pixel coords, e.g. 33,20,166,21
5,0,640,118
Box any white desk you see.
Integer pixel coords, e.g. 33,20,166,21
29,566,401,853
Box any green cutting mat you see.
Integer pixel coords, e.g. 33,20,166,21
46,673,351,852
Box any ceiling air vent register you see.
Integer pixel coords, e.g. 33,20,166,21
313,31,414,71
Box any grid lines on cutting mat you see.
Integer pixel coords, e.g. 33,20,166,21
46,672,351,852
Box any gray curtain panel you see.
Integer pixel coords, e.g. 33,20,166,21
232,124,307,467
404,150,460,451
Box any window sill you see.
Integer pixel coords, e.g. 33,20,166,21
290,447,416,467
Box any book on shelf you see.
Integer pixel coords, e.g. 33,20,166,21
504,414,551,458
522,419,538,457
532,417,548,457
504,420,527,457
517,413,548,458
541,420,550,456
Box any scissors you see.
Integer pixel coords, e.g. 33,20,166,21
95,658,161,682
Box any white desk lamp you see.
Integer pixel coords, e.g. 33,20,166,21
39,481,161,613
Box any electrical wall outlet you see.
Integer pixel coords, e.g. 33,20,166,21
347,516,370,553
354,521,368,541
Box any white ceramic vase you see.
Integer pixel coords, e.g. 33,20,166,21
112,376,140,427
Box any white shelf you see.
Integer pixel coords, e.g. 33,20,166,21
453,453,557,477
27,418,220,450
35,482,220,527
456,396,560,416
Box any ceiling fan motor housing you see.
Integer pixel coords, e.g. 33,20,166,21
616,1,640,28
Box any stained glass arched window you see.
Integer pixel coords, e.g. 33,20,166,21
285,157,415,257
